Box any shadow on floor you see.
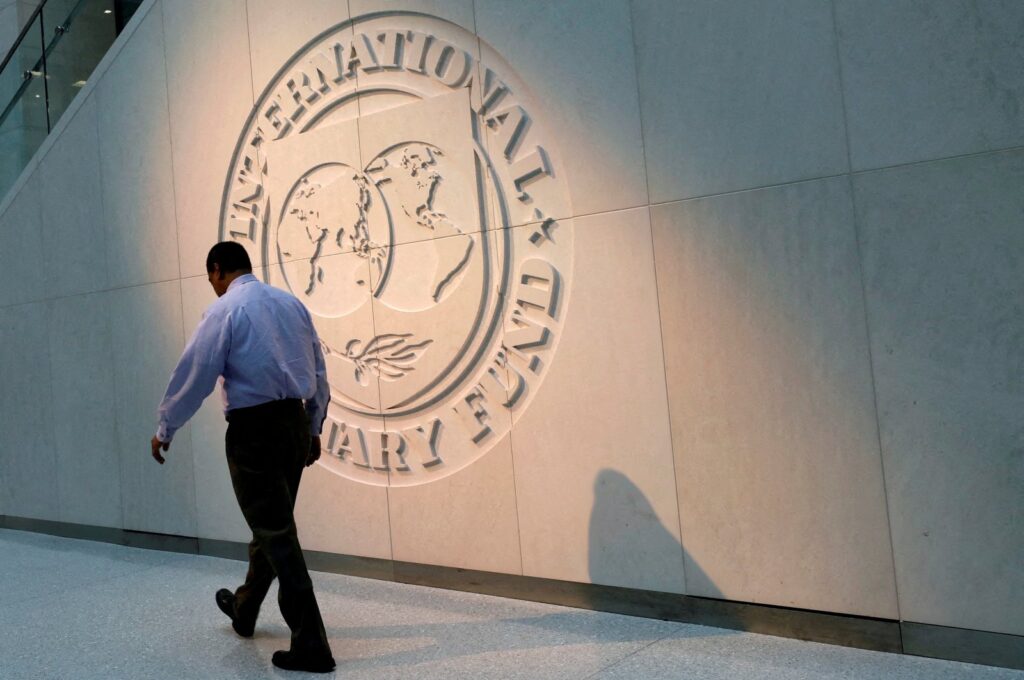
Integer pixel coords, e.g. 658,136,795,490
216,607,733,675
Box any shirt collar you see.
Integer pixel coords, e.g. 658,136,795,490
227,273,258,292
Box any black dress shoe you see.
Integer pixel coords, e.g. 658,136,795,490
215,588,255,638
271,650,336,673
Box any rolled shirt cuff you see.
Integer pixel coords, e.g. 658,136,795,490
305,403,325,438
156,423,176,443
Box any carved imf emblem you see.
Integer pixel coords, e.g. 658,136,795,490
220,13,573,486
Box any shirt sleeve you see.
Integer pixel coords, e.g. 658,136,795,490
155,310,232,442
304,319,330,438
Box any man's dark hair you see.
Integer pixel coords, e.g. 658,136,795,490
206,241,253,274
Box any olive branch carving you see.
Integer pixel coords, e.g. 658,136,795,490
328,334,433,386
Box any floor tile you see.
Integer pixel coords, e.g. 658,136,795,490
1,530,1019,679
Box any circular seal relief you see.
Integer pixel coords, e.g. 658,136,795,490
220,13,573,486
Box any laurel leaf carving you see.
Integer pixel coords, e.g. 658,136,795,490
335,333,433,384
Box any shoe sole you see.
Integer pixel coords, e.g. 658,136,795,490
272,652,335,673
272,659,336,673
216,590,255,638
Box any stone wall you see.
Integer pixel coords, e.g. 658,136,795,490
0,0,1021,640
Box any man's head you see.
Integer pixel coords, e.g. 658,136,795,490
206,241,253,297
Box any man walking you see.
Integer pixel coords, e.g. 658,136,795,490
150,241,336,673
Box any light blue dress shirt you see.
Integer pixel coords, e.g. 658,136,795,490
156,273,329,443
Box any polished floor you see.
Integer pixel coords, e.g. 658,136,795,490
0,528,1019,680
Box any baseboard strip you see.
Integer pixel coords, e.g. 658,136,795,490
2,514,1018,670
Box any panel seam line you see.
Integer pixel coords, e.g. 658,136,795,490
829,0,903,628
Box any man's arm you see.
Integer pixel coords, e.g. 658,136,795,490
303,320,330,467
151,310,231,463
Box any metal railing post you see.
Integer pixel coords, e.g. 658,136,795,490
38,3,51,132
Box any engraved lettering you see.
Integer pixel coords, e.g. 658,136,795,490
426,38,471,87
479,350,527,408
516,258,560,317
486,104,529,160
229,174,261,206
502,350,530,407
228,215,257,241
327,421,369,467
510,147,551,202
365,431,392,471
316,45,347,83
284,49,343,106
384,431,411,471
403,418,444,468
403,30,431,74
375,30,404,69
285,73,315,106
262,98,292,136
343,33,381,77
452,388,493,444
505,310,551,352
474,67,510,115
504,340,542,376
227,165,262,241
326,420,392,470
324,420,341,454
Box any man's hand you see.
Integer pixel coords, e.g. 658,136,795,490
151,436,170,464
306,436,321,467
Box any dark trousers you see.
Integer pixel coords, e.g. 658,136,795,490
225,398,332,657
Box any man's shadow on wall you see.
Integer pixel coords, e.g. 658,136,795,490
588,468,713,595
587,469,739,628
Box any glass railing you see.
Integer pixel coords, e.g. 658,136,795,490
0,0,142,201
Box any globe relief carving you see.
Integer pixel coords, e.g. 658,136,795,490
220,13,573,486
